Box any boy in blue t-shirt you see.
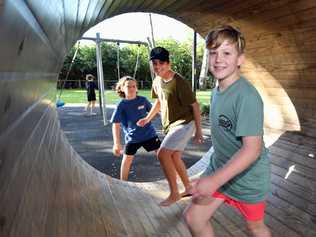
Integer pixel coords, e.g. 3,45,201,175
184,25,271,237
110,76,161,181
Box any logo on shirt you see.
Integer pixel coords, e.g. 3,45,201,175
138,105,145,110
218,115,232,131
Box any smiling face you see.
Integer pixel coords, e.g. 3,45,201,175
122,79,137,100
152,59,171,79
208,40,244,83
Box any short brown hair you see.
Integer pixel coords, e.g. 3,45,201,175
205,25,245,54
115,76,137,98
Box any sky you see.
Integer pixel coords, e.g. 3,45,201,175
81,13,202,45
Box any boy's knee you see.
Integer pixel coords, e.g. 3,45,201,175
157,148,170,160
183,207,206,231
246,221,270,236
157,150,163,159
122,155,134,164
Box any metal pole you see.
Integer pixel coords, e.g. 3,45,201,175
146,37,155,81
116,42,120,80
81,37,147,45
192,31,197,93
95,33,107,126
149,13,156,47
199,48,209,90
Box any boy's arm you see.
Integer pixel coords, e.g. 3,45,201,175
112,123,122,156
191,101,204,143
137,99,160,127
191,136,262,201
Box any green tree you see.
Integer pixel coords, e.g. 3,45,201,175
58,39,205,89
155,38,204,86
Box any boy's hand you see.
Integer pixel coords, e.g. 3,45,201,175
136,118,148,127
112,144,122,157
193,130,204,144
189,176,218,205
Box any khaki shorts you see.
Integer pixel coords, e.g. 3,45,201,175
160,121,195,151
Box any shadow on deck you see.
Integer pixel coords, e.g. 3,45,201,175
56,105,316,237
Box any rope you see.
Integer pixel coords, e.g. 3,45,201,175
133,44,141,79
116,42,120,80
57,41,81,103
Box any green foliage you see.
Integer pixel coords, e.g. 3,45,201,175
58,38,206,89
200,103,210,116
154,38,204,82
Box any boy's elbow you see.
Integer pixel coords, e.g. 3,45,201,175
191,101,199,108
241,136,262,160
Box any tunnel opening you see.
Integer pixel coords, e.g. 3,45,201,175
56,12,212,182
2,1,316,236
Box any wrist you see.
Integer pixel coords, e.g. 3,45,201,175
144,117,150,124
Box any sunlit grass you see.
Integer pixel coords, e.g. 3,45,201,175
57,89,211,105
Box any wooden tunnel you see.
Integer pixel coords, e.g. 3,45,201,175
0,0,315,236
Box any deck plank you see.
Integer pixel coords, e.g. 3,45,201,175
55,106,316,236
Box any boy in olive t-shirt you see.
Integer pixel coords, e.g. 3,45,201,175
151,73,195,133
184,25,271,237
137,47,204,206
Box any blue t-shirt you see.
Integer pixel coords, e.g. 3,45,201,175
110,96,157,144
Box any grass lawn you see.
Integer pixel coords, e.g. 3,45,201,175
57,89,211,105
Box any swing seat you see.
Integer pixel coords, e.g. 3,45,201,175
56,99,65,108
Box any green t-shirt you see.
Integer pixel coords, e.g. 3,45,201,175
151,73,196,133
205,77,270,203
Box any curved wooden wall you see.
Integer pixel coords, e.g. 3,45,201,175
0,0,315,236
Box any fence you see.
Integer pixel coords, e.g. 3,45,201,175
56,80,153,90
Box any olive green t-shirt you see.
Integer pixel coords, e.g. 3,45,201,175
151,73,196,133
205,77,271,203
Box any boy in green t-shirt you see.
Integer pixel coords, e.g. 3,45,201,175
137,47,204,206
184,25,271,237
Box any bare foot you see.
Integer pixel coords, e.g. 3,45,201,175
159,194,181,207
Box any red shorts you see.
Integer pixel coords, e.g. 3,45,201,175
212,191,266,221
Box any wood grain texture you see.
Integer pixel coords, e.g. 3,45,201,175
1,0,316,236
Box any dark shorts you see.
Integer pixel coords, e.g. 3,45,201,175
124,136,161,155
87,92,96,101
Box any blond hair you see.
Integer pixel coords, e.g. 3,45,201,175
205,25,245,54
115,76,137,98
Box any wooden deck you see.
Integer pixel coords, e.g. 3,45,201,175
56,105,316,237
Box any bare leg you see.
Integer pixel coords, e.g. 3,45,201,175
89,101,93,114
171,151,191,192
184,197,224,237
246,220,271,237
91,100,96,113
157,148,181,206
85,102,90,111
120,155,134,181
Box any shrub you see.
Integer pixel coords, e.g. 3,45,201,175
200,103,210,116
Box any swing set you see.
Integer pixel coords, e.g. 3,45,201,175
56,41,81,108
56,33,153,126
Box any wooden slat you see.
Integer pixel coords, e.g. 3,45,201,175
107,179,152,236
267,194,316,236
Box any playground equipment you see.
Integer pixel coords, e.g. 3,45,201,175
1,1,316,236
81,35,150,125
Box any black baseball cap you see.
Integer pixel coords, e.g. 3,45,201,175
150,46,169,62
